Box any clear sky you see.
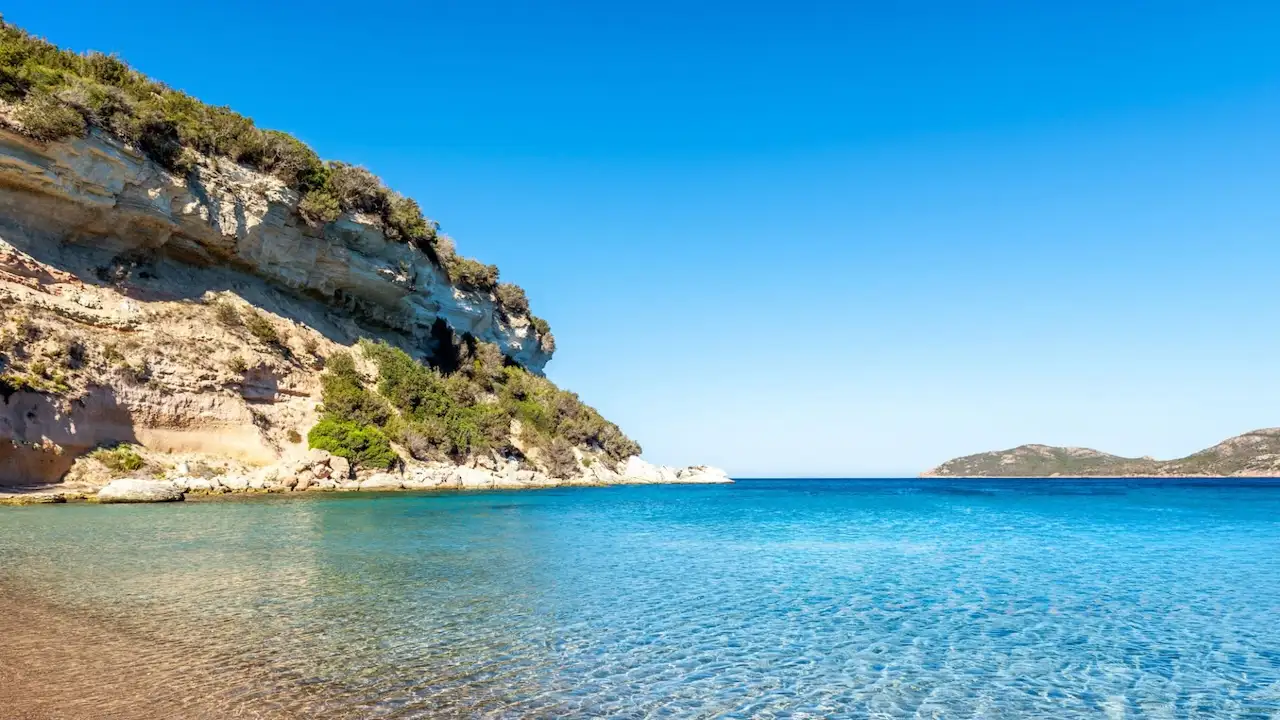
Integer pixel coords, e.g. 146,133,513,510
10,2,1280,476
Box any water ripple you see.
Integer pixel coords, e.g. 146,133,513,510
1,479,1279,718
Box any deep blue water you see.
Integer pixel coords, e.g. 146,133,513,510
3,478,1280,718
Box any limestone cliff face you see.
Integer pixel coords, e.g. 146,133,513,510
0,127,729,493
0,127,550,371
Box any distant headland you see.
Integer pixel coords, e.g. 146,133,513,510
922,427,1280,478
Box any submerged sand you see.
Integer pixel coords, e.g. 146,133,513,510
0,584,313,720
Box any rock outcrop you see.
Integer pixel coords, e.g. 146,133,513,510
0,127,729,498
0,127,550,371
96,478,184,503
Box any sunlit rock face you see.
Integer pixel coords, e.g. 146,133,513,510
0,128,550,372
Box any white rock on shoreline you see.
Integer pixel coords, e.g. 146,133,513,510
619,458,731,485
97,479,185,503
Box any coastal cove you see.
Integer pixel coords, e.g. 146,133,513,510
3,478,1280,718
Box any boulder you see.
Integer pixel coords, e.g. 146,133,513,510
275,474,298,490
1,494,65,505
97,479,184,503
675,465,733,484
307,448,332,465
589,461,620,484
457,466,497,489
329,456,351,479
405,465,459,489
184,478,218,493
293,474,311,491
313,464,332,479
622,457,664,483
219,475,250,491
359,473,403,491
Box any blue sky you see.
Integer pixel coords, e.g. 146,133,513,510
11,2,1280,476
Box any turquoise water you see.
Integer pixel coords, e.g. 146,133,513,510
3,479,1280,718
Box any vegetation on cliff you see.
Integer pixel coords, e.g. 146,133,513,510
313,340,640,472
0,17,551,347
924,428,1280,477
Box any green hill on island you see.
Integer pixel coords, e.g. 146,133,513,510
923,428,1280,477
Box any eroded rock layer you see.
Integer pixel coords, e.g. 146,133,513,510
0,128,728,494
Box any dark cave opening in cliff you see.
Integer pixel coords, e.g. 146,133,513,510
427,318,463,374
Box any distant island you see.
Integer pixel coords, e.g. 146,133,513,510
922,428,1280,478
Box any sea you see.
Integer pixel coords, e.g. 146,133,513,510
1,478,1278,718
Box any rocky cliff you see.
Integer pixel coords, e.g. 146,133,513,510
0,126,550,371
0,125,727,497
922,428,1280,477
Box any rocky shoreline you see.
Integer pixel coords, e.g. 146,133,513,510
1,451,732,505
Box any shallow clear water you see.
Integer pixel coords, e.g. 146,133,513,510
3,479,1280,718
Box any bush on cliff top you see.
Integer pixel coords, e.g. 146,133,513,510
0,18,543,335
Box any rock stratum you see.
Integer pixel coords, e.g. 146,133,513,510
0,126,728,501
922,428,1280,478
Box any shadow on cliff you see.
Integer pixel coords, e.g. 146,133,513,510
0,385,138,487
0,221,452,363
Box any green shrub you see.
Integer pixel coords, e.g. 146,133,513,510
398,419,448,461
13,91,85,142
54,77,133,131
447,256,499,292
212,300,240,327
320,372,390,427
529,315,556,353
546,437,579,479
324,350,358,378
256,130,326,189
384,194,435,243
298,188,341,225
328,162,387,215
90,444,144,475
131,109,189,172
84,51,128,85
460,339,506,390
496,283,529,316
242,311,280,345
358,340,639,467
0,372,39,399
307,417,398,470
